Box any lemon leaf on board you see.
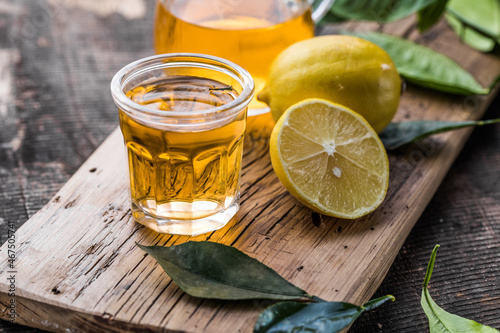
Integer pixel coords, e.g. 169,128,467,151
379,118,500,150
446,14,497,52
327,0,439,23
447,0,500,41
350,32,495,95
138,242,310,300
418,0,450,32
254,295,395,333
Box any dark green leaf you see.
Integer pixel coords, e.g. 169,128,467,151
329,0,438,23
379,119,500,150
447,0,500,40
418,0,450,32
138,242,310,300
254,302,361,333
254,295,394,333
350,32,490,95
421,245,499,332
446,14,496,52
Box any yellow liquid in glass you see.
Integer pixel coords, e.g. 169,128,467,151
153,0,314,111
119,76,245,221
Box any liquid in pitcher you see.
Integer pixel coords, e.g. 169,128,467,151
153,0,314,112
119,76,245,221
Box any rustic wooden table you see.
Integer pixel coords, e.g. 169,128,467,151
0,1,499,332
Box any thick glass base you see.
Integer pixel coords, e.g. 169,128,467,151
131,201,239,236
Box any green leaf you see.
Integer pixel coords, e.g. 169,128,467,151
254,302,360,333
418,0,450,32
254,295,394,333
421,245,499,333
379,119,500,150
447,0,500,40
138,242,310,300
351,32,490,95
446,14,496,52
328,0,439,23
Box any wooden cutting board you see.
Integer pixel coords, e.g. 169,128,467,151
1,18,500,332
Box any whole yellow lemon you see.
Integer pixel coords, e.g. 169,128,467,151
258,35,401,133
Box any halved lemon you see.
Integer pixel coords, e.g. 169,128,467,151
269,99,389,219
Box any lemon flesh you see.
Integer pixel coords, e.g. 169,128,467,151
270,99,389,219
259,35,401,133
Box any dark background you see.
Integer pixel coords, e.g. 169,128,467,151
0,0,499,331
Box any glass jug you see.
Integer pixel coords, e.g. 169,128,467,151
153,0,335,116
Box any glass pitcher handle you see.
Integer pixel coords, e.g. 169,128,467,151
309,0,335,23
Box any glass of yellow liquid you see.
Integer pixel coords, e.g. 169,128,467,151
111,54,254,236
153,0,335,116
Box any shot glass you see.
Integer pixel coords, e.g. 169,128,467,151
111,54,254,236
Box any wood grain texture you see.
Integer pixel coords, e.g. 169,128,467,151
0,1,499,332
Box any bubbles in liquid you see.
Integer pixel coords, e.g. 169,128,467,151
126,76,238,112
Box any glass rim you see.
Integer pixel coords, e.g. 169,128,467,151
110,53,255,119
